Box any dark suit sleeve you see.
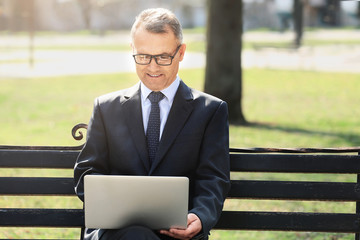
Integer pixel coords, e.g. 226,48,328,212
74,98,110,202
189,100,230,235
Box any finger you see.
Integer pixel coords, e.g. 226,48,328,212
160,228,194,240
159,214,201,239
159,229,187,239
170,228,197,239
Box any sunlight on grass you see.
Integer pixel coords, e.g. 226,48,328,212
1,68,359,147
0,228,81,239
210,230,354,240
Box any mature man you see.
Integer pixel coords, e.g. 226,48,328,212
74,8,230,240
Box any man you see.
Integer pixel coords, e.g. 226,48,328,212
74,8,230,240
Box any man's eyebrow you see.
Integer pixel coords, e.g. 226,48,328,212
136,51,172,56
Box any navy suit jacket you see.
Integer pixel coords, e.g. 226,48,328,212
74,80,230,239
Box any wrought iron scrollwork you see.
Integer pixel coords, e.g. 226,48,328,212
72,123,88,141
0,123,88,150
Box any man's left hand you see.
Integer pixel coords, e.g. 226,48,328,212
159,213,202,240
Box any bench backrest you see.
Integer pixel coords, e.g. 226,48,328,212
1,124,360,239
218,148,360,236
0,149,83,229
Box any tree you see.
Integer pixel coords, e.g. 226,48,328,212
293,0,304,48
205,0,246,124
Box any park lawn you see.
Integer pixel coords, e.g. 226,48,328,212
0,68,359,239
2,67,359,148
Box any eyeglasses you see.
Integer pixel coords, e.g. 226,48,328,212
132,45,182,66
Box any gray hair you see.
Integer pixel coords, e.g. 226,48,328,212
131,8,183,44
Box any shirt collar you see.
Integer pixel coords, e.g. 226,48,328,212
141,76,180,103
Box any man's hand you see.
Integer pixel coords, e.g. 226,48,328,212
159,213,202,240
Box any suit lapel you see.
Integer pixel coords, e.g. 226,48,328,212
123,83,151,172
149,81,194,174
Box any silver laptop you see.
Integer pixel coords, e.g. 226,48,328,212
84,175,189,230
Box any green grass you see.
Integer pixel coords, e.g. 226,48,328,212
210,231,354,240
237,69,360,148
1,68,359,147
1,68,360,239
0,73,139,146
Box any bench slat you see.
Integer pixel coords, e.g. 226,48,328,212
231,154,360,173
2,177,360,202
228,180,360,201
0,177,75,195
0,150,79,169
2,208,359,233
0,208,84,227
215,211,360,232
2,151,360,173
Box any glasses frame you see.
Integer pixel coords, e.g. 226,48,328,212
132,45,182,66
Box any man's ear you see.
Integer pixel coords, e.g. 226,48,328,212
179,44,186,61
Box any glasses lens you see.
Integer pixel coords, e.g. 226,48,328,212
155,55,172,65
134,55,151,64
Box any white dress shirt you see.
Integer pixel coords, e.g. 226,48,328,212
141,76,180,140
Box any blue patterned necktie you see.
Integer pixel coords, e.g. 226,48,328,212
146,91,165,164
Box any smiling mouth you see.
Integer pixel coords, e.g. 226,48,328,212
147,74,162,78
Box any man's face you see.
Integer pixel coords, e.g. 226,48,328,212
131,26,186,92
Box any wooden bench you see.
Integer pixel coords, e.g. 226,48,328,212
1,124,360,239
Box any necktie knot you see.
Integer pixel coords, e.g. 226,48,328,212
148,91,164,104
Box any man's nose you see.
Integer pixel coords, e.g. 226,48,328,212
148,57,160,68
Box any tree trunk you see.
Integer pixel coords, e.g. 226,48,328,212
205,0,246,124
293,0,304,48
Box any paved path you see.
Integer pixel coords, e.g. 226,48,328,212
243,45,360,73
0,30,359,78
0,50,206,78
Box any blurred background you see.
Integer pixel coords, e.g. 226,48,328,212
1,0,359,78
1,1,360,239
0,0,359,32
